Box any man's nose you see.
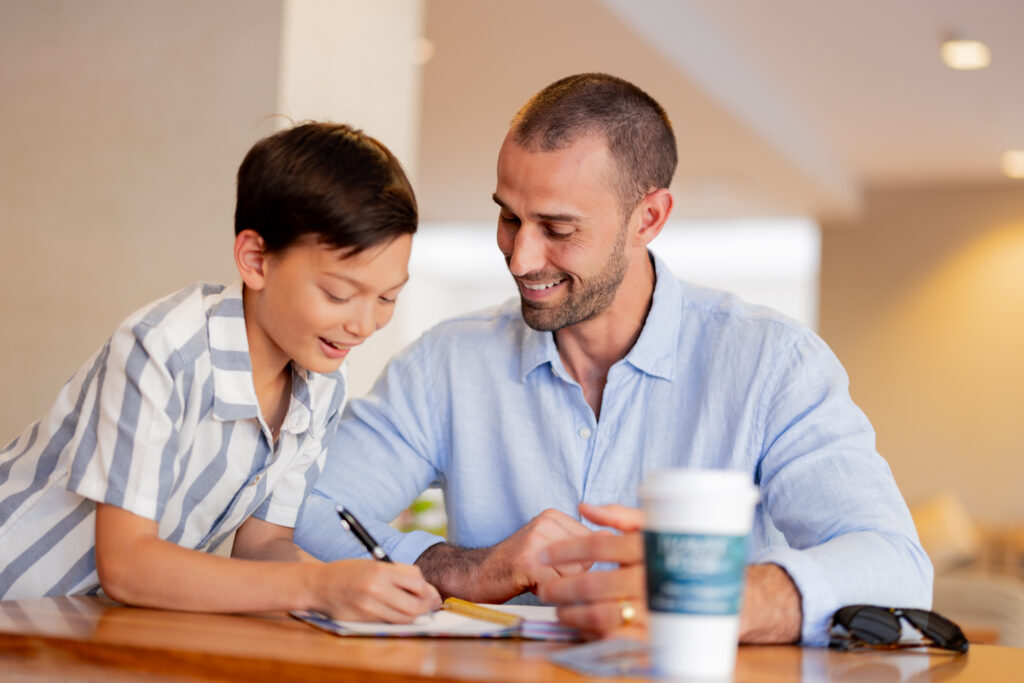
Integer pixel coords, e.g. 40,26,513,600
507,225,546,277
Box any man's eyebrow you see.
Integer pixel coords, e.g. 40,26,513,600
492,193,582,224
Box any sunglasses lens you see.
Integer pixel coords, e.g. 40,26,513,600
838,606,902,644
902,609,969,652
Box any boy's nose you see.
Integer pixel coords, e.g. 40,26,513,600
344,302,376,340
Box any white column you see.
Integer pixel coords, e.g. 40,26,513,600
278,0,426,396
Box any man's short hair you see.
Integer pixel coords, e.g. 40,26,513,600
509,73,677,216
235,122,417,255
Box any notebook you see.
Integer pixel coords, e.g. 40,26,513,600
291,603,580,641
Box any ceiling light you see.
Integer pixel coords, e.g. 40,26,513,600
940,39,991,70
1000,150,1024,179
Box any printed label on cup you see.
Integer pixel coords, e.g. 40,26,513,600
644,531,749,615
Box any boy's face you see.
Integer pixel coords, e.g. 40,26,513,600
248,234,412,376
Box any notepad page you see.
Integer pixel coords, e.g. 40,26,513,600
332,609,513,636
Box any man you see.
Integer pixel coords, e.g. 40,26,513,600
295,73,932,645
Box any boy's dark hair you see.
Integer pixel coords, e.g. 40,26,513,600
509,73,677,217
235,122,417,255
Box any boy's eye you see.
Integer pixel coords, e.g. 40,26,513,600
323,289,350,304
379,296,397,305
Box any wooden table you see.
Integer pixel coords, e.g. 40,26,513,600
0,597,1019,682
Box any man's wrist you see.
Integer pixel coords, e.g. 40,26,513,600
739,563,803,644
415,543,492,601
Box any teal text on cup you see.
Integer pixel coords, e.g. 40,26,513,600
644,531,750,615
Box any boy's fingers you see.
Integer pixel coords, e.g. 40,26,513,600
389,564,443,608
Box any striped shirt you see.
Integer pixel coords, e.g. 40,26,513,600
0,282,347,600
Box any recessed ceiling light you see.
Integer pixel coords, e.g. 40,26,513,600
1001,150,1024,179
940,39,991,70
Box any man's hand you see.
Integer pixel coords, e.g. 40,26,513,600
415,508,592,603
537,503,804,643
536,503,647,639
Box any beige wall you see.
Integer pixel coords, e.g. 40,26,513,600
0,0,282,440
820,184,1024,524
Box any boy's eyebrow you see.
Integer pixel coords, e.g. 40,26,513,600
492,193,582,224
325,273,409,292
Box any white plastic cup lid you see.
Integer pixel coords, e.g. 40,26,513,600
640,468,758,502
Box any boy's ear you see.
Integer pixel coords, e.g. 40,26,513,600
234,230,270,290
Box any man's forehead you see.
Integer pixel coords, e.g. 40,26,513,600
497,132,618,196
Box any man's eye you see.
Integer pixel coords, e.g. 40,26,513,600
379,296,397,305
324,290,350,303
499,213,521,225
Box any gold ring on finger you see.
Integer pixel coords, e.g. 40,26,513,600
619,600,637,626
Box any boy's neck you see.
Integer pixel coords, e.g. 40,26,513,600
242,285,293,435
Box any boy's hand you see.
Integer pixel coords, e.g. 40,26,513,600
312,560,441,623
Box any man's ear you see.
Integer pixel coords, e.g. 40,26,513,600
632,188,674,247
234,230,270,291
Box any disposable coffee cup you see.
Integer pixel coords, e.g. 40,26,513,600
640,468,760,679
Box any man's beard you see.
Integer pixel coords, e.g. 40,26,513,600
517,226,628,332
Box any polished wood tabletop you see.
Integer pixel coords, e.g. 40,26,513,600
0,596,1018,682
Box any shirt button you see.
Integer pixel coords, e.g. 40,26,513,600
579,428,592,439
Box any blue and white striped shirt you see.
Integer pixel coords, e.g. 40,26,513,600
0,282,346,600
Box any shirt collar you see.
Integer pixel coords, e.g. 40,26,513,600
623,252,680,381
516,252,680,383
207,281,312,433
518,307,560,382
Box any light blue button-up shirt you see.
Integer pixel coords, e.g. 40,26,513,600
296,254,932,645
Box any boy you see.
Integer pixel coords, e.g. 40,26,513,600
0,122,440,622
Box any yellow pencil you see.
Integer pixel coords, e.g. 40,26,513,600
441,597,523,627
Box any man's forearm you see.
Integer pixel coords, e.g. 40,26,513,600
415,542,494,601
739,563,803,643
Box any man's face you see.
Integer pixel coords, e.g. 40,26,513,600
493,134,632,332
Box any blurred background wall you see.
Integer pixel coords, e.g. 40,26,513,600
2,0,1022,531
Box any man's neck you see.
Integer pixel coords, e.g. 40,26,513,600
554,255,656,420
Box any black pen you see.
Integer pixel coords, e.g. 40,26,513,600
336,506,393,563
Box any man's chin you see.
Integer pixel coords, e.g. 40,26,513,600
520,300,562,332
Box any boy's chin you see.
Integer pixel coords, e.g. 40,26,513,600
292,352,346,376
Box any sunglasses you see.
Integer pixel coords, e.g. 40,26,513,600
829,605,969,654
